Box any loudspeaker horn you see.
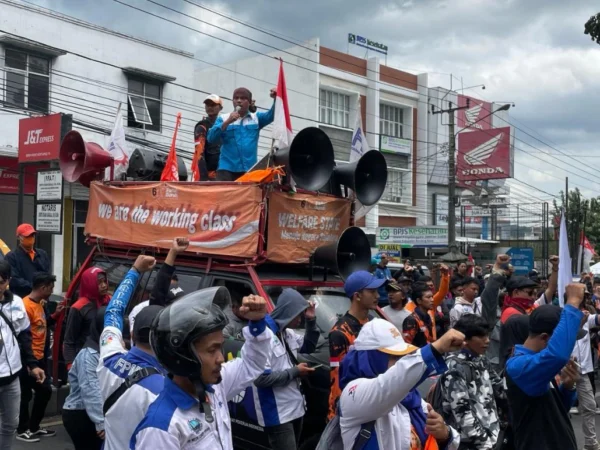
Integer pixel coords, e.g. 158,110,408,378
333,150,388,206
59,130,114,187
273,127,334,191
127,148,188,181
312,226,371,280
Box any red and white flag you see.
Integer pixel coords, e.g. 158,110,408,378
577,232,596,274
272,59,293,148
161,113,182,182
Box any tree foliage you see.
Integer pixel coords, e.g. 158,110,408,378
584,13,600,45
552,188,600,249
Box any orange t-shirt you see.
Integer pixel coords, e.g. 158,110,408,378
23,296,46,360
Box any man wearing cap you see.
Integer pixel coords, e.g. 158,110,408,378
381,281,410,330
207,87,277,181
5,224,50,299
193,95,224,181
327,270,385,420
338,318,462,450
505,284,586,450
99,238,188,450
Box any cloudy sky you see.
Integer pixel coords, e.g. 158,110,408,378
23,0,600,203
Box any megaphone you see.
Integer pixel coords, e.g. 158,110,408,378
311,227,371,280
273,127,334,191
59,130,113,187
127,148,188,181
332,150,388,206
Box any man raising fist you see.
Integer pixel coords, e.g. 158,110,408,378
131,289,273,449
505,283,586,450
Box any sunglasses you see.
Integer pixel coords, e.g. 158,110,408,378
0,278,7,285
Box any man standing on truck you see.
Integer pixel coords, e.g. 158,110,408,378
5,224,50,299
252,289,319,450
374,253,392,307
99,239,188,450
328,270,385,420
207,87,277,181
193,94,223,181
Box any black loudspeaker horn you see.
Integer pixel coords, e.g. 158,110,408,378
273,127,334,191
333,150,388,206
127,148,188,181
59,130,114,187
312,227,371,280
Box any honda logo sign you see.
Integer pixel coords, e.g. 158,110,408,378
457,95,493,131
456,127,512,182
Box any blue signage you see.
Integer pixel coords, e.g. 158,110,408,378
506,247,534,276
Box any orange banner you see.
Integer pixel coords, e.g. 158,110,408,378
267,191,352,263
86,182,262,258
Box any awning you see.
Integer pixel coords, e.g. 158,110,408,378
456,236,499,244
122,67,176,83
0,35,67,57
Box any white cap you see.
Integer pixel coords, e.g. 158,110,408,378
203,94,223,105
354,318,418,356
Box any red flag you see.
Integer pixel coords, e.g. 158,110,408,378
272,59,293,148
467,252,475,276
161,113,182,182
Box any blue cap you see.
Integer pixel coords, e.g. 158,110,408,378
344,270,387,298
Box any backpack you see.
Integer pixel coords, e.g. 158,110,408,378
427,362,474,414
315,413,375,450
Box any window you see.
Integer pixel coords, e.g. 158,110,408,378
4,47,50,113
319,89,350,128
127,78,161,132
380,103,404,138
381,168,410,204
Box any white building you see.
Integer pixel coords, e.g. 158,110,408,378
0,0,196,292
196,38,431,245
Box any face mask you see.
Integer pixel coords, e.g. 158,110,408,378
21,236,35,250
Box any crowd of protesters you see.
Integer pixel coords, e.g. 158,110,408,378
0,220,597,449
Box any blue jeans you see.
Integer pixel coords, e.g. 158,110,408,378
0,377,20,450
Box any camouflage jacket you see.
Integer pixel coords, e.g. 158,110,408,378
439,350,505,450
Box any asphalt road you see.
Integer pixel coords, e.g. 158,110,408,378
8,413,594,449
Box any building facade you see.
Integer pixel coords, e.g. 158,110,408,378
0,0,196,291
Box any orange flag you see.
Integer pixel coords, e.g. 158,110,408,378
161,112,182,182
191,133,205,182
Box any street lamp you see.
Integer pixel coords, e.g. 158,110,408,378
435,102,512,263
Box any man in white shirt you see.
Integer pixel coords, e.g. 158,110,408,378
130,292,272,449
382,281,410,330
571,299,600,450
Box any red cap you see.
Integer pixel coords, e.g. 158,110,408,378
16,224,36,237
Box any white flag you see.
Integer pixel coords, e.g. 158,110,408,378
106,103,129,180
350,98,369,163
351,99,374,219
557,209,572,307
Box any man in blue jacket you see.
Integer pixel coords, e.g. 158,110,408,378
5,224,50,298
374,253,392,307
207,87,276,181
506,283,586,450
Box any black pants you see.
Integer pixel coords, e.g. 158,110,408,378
17,362,52,434
265,417,303,450
62,409,102,450
216,170,245,181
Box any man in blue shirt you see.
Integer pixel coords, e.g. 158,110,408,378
374,253,392,306
505,284,586,450
207,87,276,181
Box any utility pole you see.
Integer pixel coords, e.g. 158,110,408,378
432,100,470,246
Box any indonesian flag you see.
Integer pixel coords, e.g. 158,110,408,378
161,112,182,182
577,232,596,274
272,59,293,148
467,253,475,276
